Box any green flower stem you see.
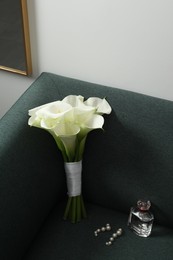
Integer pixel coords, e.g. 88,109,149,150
63,196,72,220
80,195,87,218
72,196,76,223
76,196,81,222
63,195,87,223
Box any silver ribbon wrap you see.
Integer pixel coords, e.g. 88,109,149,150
64,160,82,197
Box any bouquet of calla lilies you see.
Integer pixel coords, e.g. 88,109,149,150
28,95,112,223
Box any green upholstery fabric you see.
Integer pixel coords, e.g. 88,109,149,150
0,72,173,259
24,203,173,260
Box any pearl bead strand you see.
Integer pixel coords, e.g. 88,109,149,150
94,224,111,236
105,228,123,246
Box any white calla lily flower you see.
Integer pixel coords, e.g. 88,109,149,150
84,114,104,130
54,123,80,161
54,122,80,136
73,107,96,125
79,114,104,137
28,114,41,127
84,97,112,115
28,101,73,129
63,95,96,116
28,100,60,116
28,95,112,162
38,102,72,118
62,95,84,107
40,118,58,129
36,102,72,120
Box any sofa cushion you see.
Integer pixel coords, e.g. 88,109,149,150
24,201,173,260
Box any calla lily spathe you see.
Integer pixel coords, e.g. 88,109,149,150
84,97,112,115
28,95,111,162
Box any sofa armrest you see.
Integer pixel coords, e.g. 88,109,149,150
0,76,66,260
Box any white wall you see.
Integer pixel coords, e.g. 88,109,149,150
0,0,173,118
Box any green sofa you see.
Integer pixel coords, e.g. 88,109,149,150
1,72,173,260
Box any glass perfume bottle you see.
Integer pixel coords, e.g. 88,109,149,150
128,200,154,237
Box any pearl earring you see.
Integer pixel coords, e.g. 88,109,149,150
106,228,123,246
94,223,111,236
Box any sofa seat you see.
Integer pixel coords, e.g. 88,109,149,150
24,201,173,260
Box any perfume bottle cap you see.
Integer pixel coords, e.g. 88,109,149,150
137,200,151,211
